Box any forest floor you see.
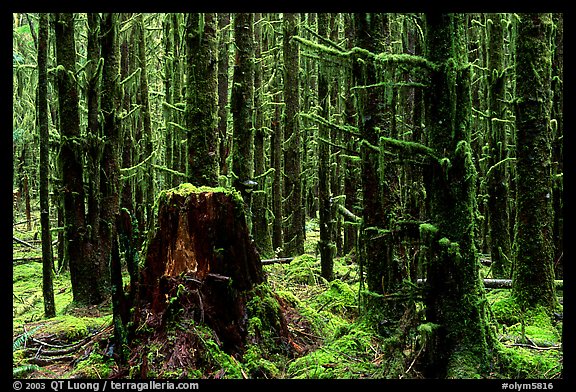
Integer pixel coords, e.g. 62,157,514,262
12,212,563,380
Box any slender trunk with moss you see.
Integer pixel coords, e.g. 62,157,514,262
231,13,255,229
218,13,231,175
317,13,334,281
342,13,359,256
86,13,102,248
283,13,305,256
551,13,563,279
163,15,174,188
252,13,273,257
99,12,122,300
512,13,557,313
271,46,284,255
422,13,492,378
38,12,56,318
136,14,154,230
353,13,395,299
120,13,134,216
486,13,512,278
54,12,99,305
185,13,220,187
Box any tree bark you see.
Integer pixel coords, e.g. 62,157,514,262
317,13,334,282
185,13,220,187
54,12,99,305
231,13,255,215
38,12,56,318
282,13,305,256
486,13,512,278
136,185,265,353
422,13,492,378
252,13,273,257
512,13,557,312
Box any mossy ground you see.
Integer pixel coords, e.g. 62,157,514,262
13,216,562,379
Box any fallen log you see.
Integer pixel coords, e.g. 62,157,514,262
13,256,43,265
13,236,38,249
416,278,563,290
261,257,294,265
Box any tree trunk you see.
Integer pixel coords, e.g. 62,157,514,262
98,12,122,300
38,12,56,318
54,12,99,305
282,13,305,256
217,13,231,175
353,13,395,297
317,13,334,282
422,13,492,378
231,13,255,216
185,13,220,187
486,13,512,278
252,13,273,258
512,13,557,313
136,14,155,232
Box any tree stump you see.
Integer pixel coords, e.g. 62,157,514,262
134,184,269,355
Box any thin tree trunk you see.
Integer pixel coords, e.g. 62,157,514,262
252,13,273,257
317,13,334,281
218,13,231,175
38,12,56,318
185,13,220,187
98,12,122,301
231,13,255,227
486,13,512,278
282,13,304,256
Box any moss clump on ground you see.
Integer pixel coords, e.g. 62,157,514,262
69,349,115,379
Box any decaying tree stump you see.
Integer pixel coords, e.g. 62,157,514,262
132,184,284,358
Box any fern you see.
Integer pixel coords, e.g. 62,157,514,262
13,364,41,378
13,326,41,351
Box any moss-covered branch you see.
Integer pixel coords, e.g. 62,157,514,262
379,136,440,162
292,35,437,71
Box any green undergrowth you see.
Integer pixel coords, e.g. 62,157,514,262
486,289,563,378
13,218,562,379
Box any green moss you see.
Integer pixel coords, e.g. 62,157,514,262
25,314,107,344
488,289,523,325
285,254,323,285
69,350,114,379
497,345,561,379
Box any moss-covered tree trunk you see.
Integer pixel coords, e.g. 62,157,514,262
53,12,99,305
185,13,220,187
551,13,563,279
231,13,255,216
163,14,174,188
135,14,155,231
120,13,135,217
38,12,56,318
217,13,231,175
99,12,121,301
252,13,273,258
342,13,359,256
353,13,395,298
282,13,305,256
486,13,512,278
422,13,492,378
512,13,557,313
86,13,102,251
271,21,284,255
317,13,334,281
